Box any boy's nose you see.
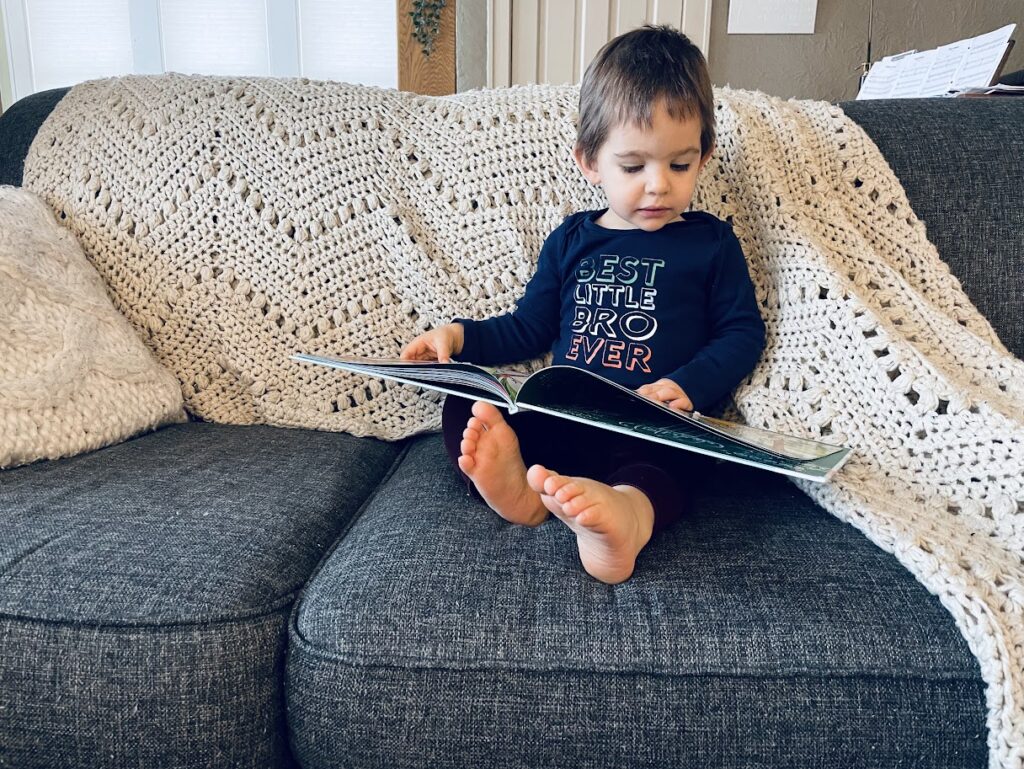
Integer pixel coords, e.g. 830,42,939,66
645,169,670,194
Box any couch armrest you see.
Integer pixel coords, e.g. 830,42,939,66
0,87,69,186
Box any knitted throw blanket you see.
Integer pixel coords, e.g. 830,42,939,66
24,75,1023,766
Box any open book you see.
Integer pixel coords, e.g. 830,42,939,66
293,353,852,483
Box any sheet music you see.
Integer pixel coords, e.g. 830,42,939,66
952,25,1017,89
888,50,935,98
857,24,1015,99
921,40,970,94
856,59,896,99
856,53,912,99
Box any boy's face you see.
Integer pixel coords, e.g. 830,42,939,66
574,100,711,232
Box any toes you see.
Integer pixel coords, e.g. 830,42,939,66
466,417,485,433
526,464,552,492
563,495,590,518
542,474,574,498
462,426,480,441
471,401,505,429
553,481,582,504
460,437,477,456
457,454,475,473
545,477,587,518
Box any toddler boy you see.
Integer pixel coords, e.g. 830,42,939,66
401,25,765,583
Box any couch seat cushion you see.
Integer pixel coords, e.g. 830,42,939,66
0,422,402,769
288,433,987,769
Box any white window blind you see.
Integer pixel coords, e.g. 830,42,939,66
0,0,398,107
160,0,270,76
1,0,137,102
299,0,396,89
26,0,134,90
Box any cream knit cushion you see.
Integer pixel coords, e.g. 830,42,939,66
0,186,186,468
22,76,1024,767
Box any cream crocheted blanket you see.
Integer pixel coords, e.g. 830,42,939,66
24,75,1023,766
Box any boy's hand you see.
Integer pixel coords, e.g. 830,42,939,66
636,378,694,412
399,323,465,363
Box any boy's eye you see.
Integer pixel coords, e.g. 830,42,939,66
620,163,691,174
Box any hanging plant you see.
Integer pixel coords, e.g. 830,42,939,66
410,0,446,57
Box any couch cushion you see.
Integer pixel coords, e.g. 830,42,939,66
287,434,987,769
841,98,1024,358
0,422,402,769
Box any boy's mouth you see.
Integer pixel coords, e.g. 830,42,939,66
637,207,670,217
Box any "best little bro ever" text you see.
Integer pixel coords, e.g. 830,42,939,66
565,254,664,372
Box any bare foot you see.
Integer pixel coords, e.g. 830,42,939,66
459,402,548,526
526,465,654,584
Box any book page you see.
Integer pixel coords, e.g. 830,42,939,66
513,369,850,481
291,353,513,404
515,366,847,461
690,414,845,461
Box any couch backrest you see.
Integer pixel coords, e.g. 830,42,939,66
2,87,1020,358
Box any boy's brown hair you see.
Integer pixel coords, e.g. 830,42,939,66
576,25,715,163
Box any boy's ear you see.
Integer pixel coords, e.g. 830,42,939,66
698,144,715,172
573,146,601,186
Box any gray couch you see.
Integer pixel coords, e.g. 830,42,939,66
1,86,1021,769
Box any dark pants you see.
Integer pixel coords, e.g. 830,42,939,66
441,397,711,534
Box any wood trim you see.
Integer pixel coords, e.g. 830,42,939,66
397,0,456,95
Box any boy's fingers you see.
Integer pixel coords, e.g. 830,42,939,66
403,343,433,361
638,382,684,403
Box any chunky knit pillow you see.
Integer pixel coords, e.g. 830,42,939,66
0,186,186,468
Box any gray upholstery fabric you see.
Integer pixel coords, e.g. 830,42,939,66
0,422,402,769
0,87,68,187
287,434,987,769
841,98,1024,359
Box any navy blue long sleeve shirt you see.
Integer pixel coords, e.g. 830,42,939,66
455,209,766,413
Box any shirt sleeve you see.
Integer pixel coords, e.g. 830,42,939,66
453,226,565,366
666,223,766,412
